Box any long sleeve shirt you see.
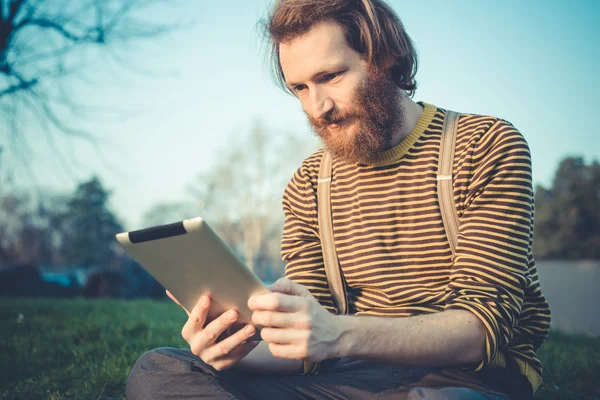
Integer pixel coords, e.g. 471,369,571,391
281,102,551,391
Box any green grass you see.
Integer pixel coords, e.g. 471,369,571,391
0,298,598,399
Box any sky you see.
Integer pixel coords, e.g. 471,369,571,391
4,0,599,230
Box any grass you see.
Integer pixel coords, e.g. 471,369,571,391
0,298,598,399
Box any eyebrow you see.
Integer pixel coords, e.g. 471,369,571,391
286,64,347,89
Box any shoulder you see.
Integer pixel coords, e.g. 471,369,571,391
286,148,325,191
454,110,530,158
282,149,325,217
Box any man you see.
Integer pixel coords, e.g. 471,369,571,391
126,0,551,399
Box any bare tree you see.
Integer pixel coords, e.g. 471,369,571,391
188,121,318,280
0,0,185,178
141,201,202,228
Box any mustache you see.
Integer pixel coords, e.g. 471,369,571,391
309,108,355,129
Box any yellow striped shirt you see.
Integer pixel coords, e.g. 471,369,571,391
281,102,551,390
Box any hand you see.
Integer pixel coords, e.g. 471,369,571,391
166,290,260,371
247,278,343,362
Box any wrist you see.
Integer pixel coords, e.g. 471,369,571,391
332,315,357,358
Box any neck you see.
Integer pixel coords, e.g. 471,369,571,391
389,95,424,149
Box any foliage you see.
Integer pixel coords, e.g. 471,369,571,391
141,201,202,228
184,121,318,281
60,176,124,267
0,190,69,265
534,156,600,259
0,175,124,268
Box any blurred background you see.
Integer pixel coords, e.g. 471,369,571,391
0,0,599,398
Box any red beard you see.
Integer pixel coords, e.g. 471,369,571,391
307,67,404,164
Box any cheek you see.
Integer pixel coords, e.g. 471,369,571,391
335,88,358,113
341,85,356,102
298,97,311,117
301,102,310,116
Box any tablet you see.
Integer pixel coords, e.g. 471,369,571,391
115,217,269,341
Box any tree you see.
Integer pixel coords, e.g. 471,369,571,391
188,121,318,281
0,176,161,299
0,191,34,264
60,176,124,267
0,189,69,266
0,0,183,175
534,156,600,259
141,201,202,228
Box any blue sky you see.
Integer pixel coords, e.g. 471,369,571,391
8,0,600,230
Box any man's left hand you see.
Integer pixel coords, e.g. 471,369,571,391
248,278,344,362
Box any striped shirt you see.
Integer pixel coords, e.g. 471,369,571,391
281,102,551,390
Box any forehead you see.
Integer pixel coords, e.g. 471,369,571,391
279,21,362,85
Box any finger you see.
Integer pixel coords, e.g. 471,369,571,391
252,311,307,329
267,342,305,360
210,341,260,372
200,309,239,347
230,340,260,357
268,278,309,296
202,324,257,362
260,327,307,345
166,290,191,316
248,292,304,312
182,296,211,341
192,295,211,321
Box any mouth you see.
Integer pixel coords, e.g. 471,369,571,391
327,117,349,129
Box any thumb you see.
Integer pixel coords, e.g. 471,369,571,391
268,278,309,297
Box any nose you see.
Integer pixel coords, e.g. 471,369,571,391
310,88,334,120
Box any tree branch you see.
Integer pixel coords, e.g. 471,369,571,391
0,74,37,96
0,0,188,184
7,0,29,24
16,17,100,43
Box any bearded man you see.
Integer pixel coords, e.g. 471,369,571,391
126,1,551,399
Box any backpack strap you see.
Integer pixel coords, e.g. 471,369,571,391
437,110,461,255
316,110,461,314
317,150,348,315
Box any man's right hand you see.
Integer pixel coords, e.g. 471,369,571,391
166,290,260,371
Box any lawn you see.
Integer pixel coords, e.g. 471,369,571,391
0,298,598,399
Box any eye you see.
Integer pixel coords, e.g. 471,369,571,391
324,72,341,81
293,84,307,93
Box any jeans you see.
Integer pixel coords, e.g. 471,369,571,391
126,347,512,400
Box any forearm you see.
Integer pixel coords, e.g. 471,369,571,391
336,310,486,366
233,340,303,375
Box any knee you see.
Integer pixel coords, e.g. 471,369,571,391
126,347,189,400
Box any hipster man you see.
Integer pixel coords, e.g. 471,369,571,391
127,1,551,398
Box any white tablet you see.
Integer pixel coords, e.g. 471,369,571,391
115,217,269,340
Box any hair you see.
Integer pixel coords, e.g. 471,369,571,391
260,0,418,96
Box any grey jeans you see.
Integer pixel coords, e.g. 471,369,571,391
126,347,511,400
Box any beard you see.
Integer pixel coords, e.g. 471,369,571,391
307,67,404,165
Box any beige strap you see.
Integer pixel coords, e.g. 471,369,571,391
317,151,348,315
437,110,461,255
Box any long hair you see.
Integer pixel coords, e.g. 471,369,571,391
260,0,418,96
